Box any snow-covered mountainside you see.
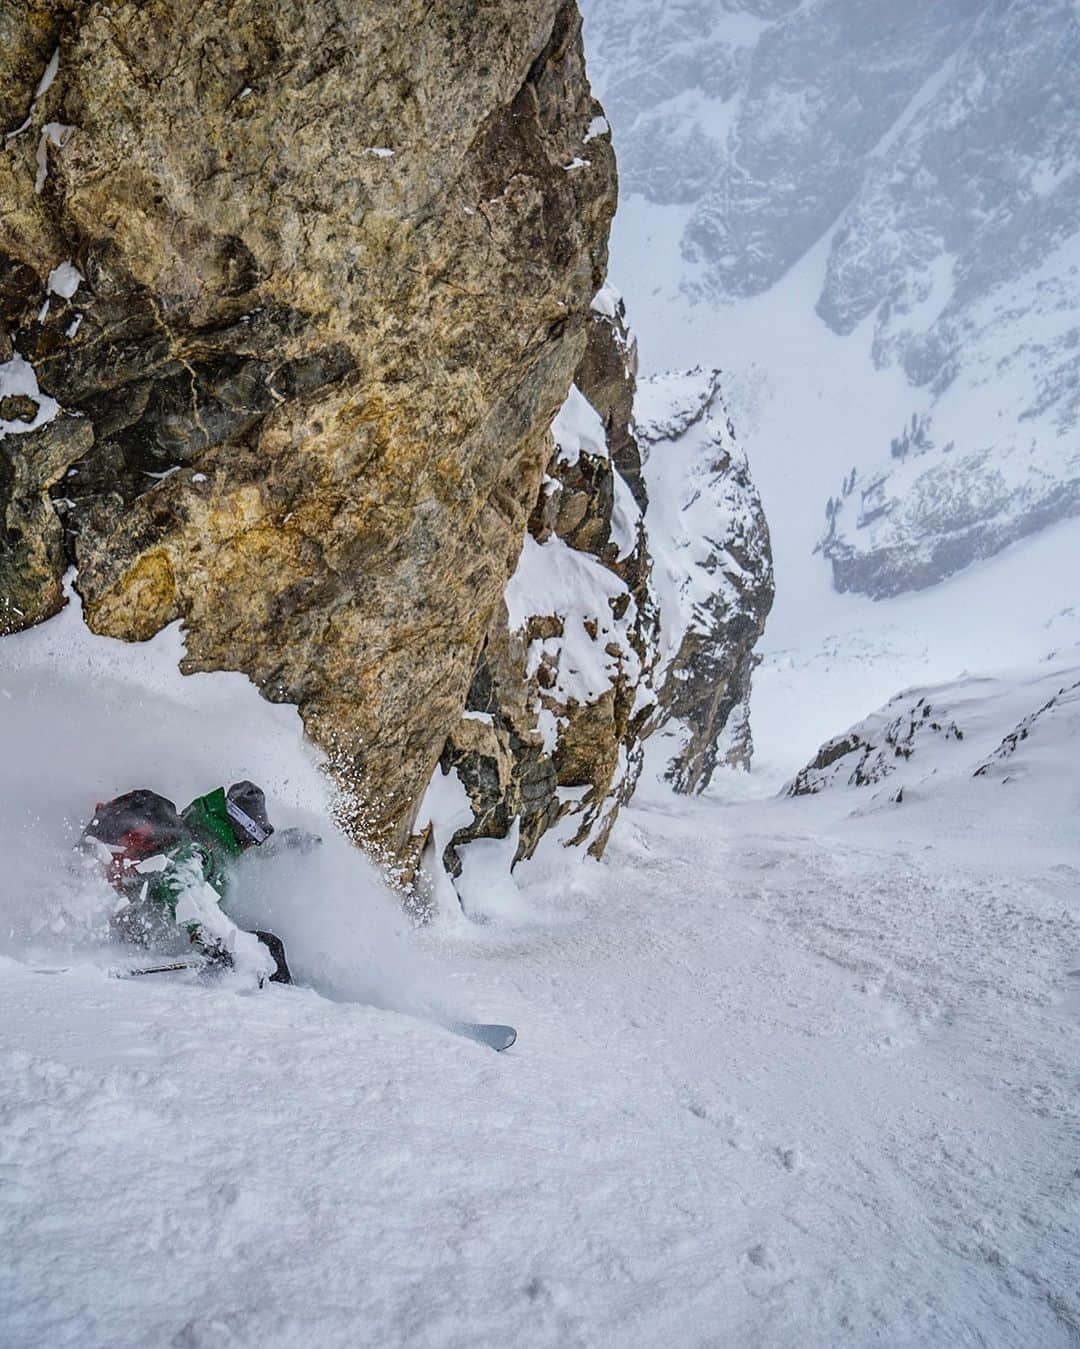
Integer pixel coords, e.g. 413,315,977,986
3,609,1078,1345
787,655,1080,799
581,0,1080,598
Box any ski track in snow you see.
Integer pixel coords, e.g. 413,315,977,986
2,790,1078,1348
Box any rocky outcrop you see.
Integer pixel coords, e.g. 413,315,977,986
973,678,1080,781
0,0,616,854
821,446,1080,601
787,659,1080,802
637,368,774,790
417,311,776,912
788,697,964,797
419,297,657,904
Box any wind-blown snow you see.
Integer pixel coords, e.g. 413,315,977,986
0,587,456,1021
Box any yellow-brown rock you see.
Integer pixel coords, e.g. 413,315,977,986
0,0,615,851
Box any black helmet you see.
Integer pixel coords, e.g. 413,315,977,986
225,781,274,847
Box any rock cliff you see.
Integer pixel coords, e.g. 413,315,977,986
416,294,657,908
2,3,776,908
1,0,615,855
419,333,775,914
636,368,774,790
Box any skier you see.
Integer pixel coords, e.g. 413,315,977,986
79,786,520,1049
83,781,297,983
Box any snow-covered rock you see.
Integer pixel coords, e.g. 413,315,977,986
420,310,775,913
787,653,1080,801
418,300,658,910
639,366,774,786
788,693,965,798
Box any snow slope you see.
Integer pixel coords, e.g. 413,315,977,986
786,656,1080,800
2,601,1078,1346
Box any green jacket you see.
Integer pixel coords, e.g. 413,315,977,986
146,788,243,919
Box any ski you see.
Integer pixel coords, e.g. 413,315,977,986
452,1021,517,1052
27,963,517,1049
30,959,205,979
115,959,206,978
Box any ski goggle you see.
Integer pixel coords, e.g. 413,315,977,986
226,797,272,845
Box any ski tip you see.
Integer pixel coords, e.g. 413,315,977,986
488,1024,517,1052
452,1021,517,1052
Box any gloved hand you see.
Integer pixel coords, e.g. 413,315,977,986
263,827,322,855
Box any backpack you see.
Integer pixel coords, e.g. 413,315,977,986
84,790,191,889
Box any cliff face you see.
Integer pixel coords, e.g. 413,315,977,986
421,295,656,905
417,320,776,913
0,0,615,852
637,368,774,790
2,3,776,905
